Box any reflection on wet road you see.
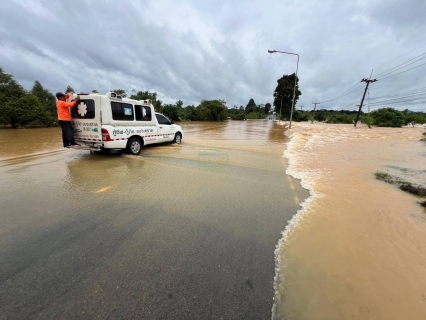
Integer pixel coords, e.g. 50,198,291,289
0,121,308,319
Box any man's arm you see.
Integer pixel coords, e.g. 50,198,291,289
63,96,80,107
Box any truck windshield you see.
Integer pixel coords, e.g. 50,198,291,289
156,114,171,125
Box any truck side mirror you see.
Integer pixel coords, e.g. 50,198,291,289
170,120,174,124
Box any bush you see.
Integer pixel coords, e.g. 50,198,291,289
325,114,355,124
229,112,246,120
370,108,405,127
360,114,373,128
6,94,52,128
246,111,266,119
405,114,426,125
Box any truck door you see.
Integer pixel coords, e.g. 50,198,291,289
155,114,175,142
71,95,102,147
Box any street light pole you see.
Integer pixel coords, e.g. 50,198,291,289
268,49,299,129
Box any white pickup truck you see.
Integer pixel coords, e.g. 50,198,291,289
71,92,183,155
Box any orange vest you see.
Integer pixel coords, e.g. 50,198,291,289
56,100,77,121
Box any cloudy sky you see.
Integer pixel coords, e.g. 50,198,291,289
1,0,425,112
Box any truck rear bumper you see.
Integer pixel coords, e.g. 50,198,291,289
102,140,128,149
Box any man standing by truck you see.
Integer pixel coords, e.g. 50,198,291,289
56,92,81,148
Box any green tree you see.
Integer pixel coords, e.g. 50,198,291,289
31,80,56,120
176,100,183,108
291,110,302,122
265,103,271,114
7,94,51,128
175,100,186,120
371,108,405,127
273,73,301,119
313,109,327,122
130,90,162,111
228,106,245,120
245,98,256,114
245,111,266,119
162,104,179,121
111,89,127,97
0,68,26,126
197,100,227,121
65,85,75,93
184,105,198,121
405,114,426,125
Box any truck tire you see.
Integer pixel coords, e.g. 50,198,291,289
127,138,143,155
173,133,182,144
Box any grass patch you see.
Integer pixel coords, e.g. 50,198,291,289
400,184,426,197
375,171,426,208
374,171,403,184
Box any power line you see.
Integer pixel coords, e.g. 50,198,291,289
316,45,426,109
369,98,426,107
376,61,426,81
318,82,365,104
373,42,426,70
369,93,426,105
374,52,426,78
369,90,426,101
369,86,426,100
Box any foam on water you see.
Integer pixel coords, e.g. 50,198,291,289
272,123,426,319
272,127,324,319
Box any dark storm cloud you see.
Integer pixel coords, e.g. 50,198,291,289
1,0,425,111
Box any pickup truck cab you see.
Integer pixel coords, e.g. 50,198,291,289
71,92,183,155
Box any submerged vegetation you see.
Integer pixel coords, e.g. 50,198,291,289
375,171,426,208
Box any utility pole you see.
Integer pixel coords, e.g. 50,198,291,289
367,89,370,114
354,78,377,127
367,69,373,114
300,104,304,111
312,101,319,122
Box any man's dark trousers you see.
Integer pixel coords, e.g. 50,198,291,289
59,120,76,147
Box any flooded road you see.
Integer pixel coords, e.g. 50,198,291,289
0,121,308,319
276,123,426,320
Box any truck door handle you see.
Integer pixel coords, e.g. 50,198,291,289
159,126,163,128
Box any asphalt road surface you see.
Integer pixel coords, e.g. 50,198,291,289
0,121,308,319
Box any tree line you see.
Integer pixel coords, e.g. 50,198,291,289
1,67,424,129
0,68,273,128
289,108,426,127
272,72,426,127
113,90,272,122
0,68,58,128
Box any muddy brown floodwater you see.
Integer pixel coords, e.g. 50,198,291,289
275,122,426,320
0,121,308,319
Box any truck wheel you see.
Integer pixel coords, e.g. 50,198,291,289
173,133,182,144
127,138,143,155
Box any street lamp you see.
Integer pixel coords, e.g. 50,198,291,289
268,49,299,129
273,92,283,123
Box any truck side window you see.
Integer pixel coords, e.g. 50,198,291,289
111,102,134,121
135,106,152,121
71,99,95,119
156,114,171,125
